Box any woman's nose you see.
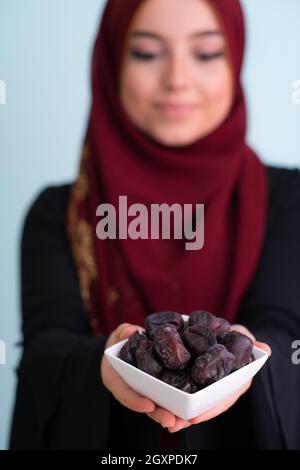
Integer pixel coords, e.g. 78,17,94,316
163,55,190,91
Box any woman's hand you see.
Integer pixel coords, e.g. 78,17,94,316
100,322,271,433
100,323,189,428
100,323,156,414
100,323,185,428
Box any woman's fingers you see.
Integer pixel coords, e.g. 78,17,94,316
147,378,253,432
254,340,272,357
105,323,130,348
146,407,177,428
167,417,191,433
102,357,155,413
105,323,145,348
104,323,190,429
118,324,145,341
147,379,250,432
147,380,251,432
102,321,154,415
103,323,157,415
146,408,191,432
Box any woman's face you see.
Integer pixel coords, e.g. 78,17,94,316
120,0,234,147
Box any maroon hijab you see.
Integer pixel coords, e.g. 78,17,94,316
66,0,268,337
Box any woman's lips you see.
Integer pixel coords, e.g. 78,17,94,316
154,103,199,119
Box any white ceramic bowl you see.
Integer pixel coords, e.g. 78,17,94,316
104,315,269,420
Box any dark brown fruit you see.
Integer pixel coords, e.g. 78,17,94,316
145,311,184,339
189,310,217,328
117,310,255,393
191,344,236,386
153,325,191,370
220,331,253,369
135,339,162,378
213,318,231,340
161,370,199,394
188,310,230,339
118,331,147,365
182,325,217,357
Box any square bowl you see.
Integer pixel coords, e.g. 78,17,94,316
104,315,269,420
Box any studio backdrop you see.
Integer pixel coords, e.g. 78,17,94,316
0,0,299,450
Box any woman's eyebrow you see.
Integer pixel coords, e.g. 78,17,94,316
189,30,224,38
130,30,224,41
130,31,164,41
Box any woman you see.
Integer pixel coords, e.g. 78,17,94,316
9,0,300,450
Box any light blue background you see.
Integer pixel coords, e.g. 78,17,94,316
0,0,299,450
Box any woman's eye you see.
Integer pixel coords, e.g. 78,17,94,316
195,51,225,61
129,49,160,61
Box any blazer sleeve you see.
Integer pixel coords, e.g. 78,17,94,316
237,169,300,450
9,186,111,450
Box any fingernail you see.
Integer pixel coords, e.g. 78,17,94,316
168,428,179,433
146,405,156,413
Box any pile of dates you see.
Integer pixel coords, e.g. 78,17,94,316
118,311,254,393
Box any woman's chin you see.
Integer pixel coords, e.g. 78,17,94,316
150,135,205,148
146,130,207,148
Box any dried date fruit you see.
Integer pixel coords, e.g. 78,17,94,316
213,318,231,340
189,310,216,328
135,339,162,378
118,331,147,365
220,331,253,369
191,344,236,386
117,309,257,393
145,311,184,339
188,310,230,339
153,325,191,370
182,325,217,357
161,370,199,394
